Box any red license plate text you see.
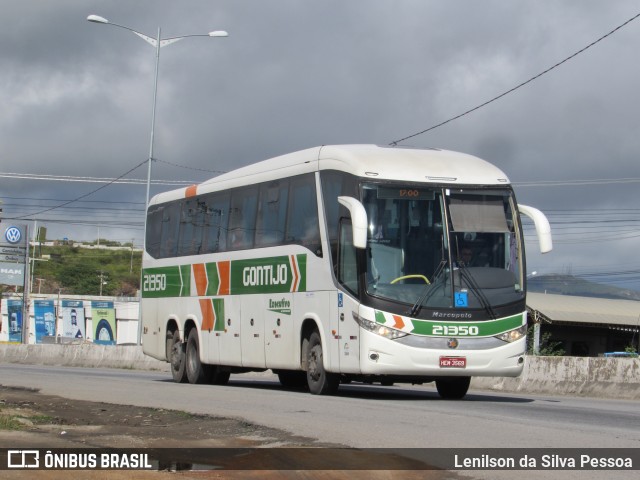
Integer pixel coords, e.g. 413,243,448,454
439,356,467,368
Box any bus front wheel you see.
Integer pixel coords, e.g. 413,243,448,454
277,370,307,389
435,376,471,400
306,332,339,395
170,330,187,383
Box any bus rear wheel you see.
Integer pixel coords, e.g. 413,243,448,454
435,376,471,400
186,329,209,384
306,332,339,395
170,330,187,383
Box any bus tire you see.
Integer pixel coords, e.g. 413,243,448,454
435,376,471,400
170,330,187,383
211,367,230,385
306,331,339,395
186,329,209,384
277,370,308,389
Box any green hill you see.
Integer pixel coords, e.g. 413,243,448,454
14,242,142,297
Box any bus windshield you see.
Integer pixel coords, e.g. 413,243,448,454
362,183,524,312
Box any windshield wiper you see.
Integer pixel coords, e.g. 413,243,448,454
457,264,497,320
408,260,447,317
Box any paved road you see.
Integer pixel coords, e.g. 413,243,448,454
1,364,638,479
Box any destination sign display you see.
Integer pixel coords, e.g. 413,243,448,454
376,186,435,200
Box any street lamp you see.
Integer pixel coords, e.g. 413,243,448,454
88,14,228,344
87,14,228,210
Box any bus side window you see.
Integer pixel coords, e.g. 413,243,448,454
255,180,288,248
203,193,229,253
227,187,258,250
286,174,321,255
160,202,180,258
146,206,163,258
178,199,200,256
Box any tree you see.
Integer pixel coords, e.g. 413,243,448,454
526,326,565,356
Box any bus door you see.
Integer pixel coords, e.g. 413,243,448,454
333,290,361,373
335,220,361,373
218,296,242,366
265,292,294,369
241,295,266,368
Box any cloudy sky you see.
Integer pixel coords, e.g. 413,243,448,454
2,1,640,290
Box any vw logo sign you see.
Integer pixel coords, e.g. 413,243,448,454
5,226,22,244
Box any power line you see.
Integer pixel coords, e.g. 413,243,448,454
5,160,149,220
2,196,144,206
155,158,227,174
389,11,640,145
0,172,194,186
513,178,640,187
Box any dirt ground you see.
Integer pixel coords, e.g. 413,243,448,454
0,385,454,480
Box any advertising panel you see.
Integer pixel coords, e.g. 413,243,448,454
61,300,85,339
0,262,25,286
91,300,116,345
33,300,55,343
7,300,23,343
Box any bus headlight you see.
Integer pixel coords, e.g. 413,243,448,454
354,313,407,340
496,324,527,343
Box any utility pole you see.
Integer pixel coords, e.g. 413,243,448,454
130,238,134,274
99,271,108,296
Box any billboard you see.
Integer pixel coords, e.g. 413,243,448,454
7,299,23,343
34,300,55,343
61,300,86,339
91,300,116,345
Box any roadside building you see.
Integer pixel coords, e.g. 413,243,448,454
527,292,640,356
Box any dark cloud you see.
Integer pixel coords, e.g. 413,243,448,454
2,0,640,287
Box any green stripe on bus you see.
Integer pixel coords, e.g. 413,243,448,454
230,255,306,295
142,254,307,298
213,298,225,331
142,266,188,298
205,262,219,296
180,264,191,297
296,254,307,292
409,313,524,337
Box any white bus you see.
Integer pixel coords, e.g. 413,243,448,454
141,145,551,399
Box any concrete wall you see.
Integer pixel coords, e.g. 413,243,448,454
1,343,638,399
471,355,640,399
0,343,168,372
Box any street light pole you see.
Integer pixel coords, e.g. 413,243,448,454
87,15,228,208
87,15,228,344
147,26,161,211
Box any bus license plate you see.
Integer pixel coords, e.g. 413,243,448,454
439,356,466,368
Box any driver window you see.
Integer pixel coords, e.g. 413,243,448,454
338,220,358,295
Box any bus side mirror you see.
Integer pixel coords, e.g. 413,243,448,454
338,196,368,249
518,204,552,254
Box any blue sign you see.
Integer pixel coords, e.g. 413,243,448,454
455,292,469,307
